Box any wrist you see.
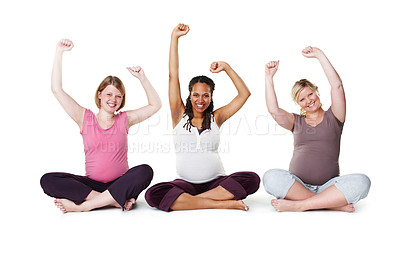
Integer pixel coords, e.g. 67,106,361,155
171,33,180,40
54,50,65,59
265,75,274,82
316,50,325,60
55,49,64,55
221,62,231,72
138,75,148,83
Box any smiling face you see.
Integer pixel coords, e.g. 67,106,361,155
190,82,212,114
95,76,126,112
297,86,321,113
98,85,123,113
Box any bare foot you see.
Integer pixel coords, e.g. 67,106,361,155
271,199,355,213
330,204,355,213
226,200,249,211
124,198,136,211
54,199,84,213
271,199,303,212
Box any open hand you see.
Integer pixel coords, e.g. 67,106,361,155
127,66,145,80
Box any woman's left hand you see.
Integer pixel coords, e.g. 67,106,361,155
209,61,229,73
301,46,323,59
127,66,146,80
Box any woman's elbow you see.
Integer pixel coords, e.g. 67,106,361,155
267,105,283,118
154,101,162,112
333,82,344,91
242,90,251,100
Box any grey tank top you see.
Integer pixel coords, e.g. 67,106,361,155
289,107,344,185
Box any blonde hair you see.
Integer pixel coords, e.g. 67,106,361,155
95,76,126,112
291,79,320,115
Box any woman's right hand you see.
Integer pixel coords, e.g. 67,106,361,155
265,60,279,78
169,24,187,127
56,39,74,53
51,38,84,131
172,23,190,38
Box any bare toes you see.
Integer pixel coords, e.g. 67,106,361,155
239,201,249,211
124,198,136,211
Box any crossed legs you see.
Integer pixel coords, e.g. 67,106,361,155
170,185,249,211
145,172,260,212
270,180,353,212
41,164,153,213
263,169,371,212
54,190,136,213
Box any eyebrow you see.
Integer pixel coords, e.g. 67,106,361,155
193,92,210,95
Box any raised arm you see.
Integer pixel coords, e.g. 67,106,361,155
169,23,189,127
51,39,85,130
125,66,162,127
302,46,346,122
265,61,294,131
211,61,251,127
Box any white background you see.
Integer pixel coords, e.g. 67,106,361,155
1,0,399,265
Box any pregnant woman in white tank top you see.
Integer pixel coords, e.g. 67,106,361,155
145,24,260,212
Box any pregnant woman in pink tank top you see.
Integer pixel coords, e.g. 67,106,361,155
263,47,371,212
40,39,161,213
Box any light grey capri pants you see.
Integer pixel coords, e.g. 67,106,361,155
263,169,371,204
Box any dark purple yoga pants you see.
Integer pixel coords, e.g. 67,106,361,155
40,164,153,210
145,171,260,212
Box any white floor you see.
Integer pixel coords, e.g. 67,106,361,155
4,177,397,266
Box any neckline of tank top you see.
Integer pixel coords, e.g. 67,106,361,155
94,111,118,131
197,128,207,135
303,109,328,128
172,115,220,132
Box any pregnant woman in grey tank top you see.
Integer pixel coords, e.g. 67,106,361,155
263,47,371,212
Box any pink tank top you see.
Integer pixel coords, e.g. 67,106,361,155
81,109,129,183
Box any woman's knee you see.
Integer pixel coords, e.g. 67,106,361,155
263,169,288,190
358,174,371,193
350,174,371,199
224,171,260,196
40,172,55,191
243,171,261,194
145,181,184,211
144,185,158,207
336,173,371,203
134,164,154,183
122,164,154,188
144,182,169,208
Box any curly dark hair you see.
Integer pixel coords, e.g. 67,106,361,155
183,75,215,132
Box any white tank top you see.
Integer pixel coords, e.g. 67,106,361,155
173,115,226,183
